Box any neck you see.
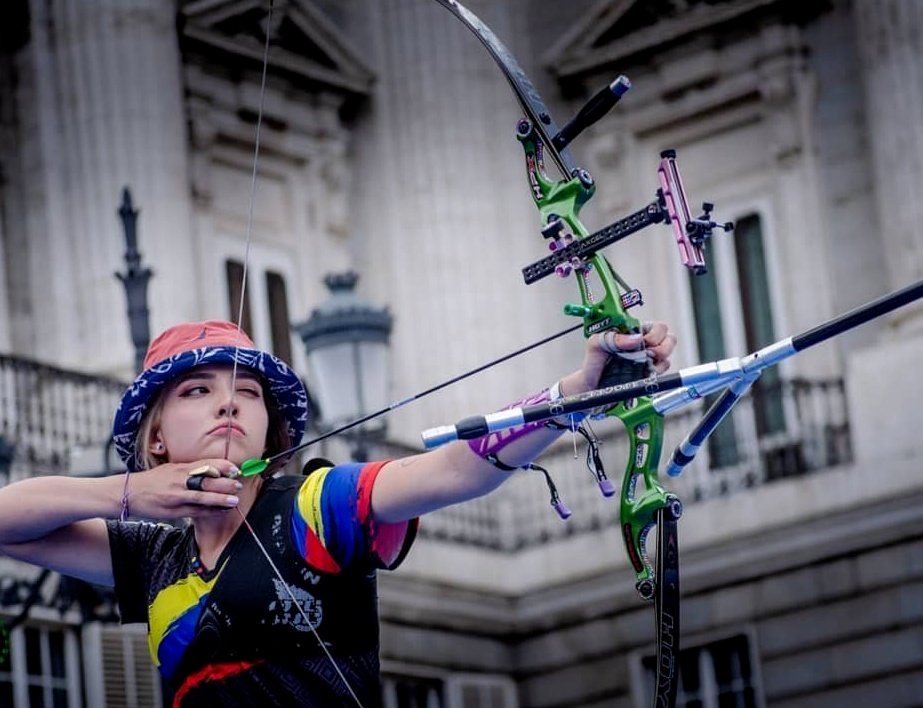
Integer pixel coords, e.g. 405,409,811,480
192,476,263,569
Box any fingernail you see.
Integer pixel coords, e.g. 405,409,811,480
228,465,241,478
227,495,239,506
234,481,243,491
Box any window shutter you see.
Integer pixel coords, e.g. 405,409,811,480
445,674,517,708
84,623,161,708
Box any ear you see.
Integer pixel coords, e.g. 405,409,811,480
150,430,166,455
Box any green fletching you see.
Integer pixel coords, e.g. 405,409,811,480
240,458,269,477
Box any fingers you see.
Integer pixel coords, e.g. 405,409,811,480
599,329,644,355
187,464,222,479
171,460,243,511
183,460,242,499
642,322,677,374
187,460,241,479
129,461,243,520
595,321,677,375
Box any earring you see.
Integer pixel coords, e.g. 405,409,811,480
151,441,165,454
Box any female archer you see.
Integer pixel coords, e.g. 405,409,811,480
0,318,674,706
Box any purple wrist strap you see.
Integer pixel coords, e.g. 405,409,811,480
468,388,553,461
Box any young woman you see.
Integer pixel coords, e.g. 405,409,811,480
0,319,674,706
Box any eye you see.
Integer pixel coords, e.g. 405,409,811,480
238,384,263,398
179,384,210,397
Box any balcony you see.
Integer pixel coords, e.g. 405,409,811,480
412,378,853,551
0,355,852,553
0,354,126,483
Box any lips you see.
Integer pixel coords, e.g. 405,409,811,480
208,422,245,437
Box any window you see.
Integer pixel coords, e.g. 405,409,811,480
225,259,294,365
688,239,740,468
225,259,253,336
266,270,293,364
733,216,784,439
640,634,762,708
687,213,787,471
0,622,80,708
382,674,444,708
383,671,518,708
82,622,162,708
445,674,517,708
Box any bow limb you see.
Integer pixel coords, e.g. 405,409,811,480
431,2,689,706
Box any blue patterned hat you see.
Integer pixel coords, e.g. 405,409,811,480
112,320,307,471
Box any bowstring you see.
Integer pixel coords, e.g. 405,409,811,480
225,2,365,704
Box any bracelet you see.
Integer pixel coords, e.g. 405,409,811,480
119,470,130,521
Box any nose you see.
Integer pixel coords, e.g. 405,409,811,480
217,384,239,419
218,400,239,419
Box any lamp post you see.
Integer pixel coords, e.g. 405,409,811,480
295,272,393,460
115,187,153,375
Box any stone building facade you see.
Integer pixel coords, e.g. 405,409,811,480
1,0,921,706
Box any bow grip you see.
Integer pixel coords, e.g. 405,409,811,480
599,350,651,388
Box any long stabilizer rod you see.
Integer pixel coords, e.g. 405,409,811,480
421,279,923,447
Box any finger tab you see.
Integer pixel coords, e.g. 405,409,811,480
188,464,221,478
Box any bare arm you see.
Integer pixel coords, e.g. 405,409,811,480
0,476,123,585
372,325,676,522
0,459,243,585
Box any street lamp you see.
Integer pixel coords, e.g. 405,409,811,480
115,187,153,375
295,272,393,460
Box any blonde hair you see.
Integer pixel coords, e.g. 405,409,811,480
134,393,168,471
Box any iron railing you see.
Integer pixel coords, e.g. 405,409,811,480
0,355,852,552
414,378,853,550
0,354,126,484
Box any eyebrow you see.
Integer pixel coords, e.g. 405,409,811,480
174,369,262,384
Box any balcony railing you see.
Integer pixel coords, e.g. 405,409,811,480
0,354,126,483
415,378,853,551
0,355,853,553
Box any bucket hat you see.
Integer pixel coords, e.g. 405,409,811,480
112,320,307,471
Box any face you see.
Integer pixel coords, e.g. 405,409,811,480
151,364,270,466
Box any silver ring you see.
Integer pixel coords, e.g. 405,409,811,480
186,475,205,492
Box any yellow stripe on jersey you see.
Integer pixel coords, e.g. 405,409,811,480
147,568,221,667
296,466,332,542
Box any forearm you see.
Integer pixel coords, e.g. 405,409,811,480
373,371,588,522
0,475,124,544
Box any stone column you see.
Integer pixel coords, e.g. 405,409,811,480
854,0,923,327
21,0,197,374
848,0,923,462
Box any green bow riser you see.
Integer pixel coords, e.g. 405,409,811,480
516,122,673,598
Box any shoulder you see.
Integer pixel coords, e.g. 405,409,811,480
106,519,190,562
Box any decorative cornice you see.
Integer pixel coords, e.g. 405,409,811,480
544,0,828,83
180,0,375,96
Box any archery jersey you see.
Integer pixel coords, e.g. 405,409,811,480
107,461,417,707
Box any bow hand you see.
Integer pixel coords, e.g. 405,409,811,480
576,323,676,393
